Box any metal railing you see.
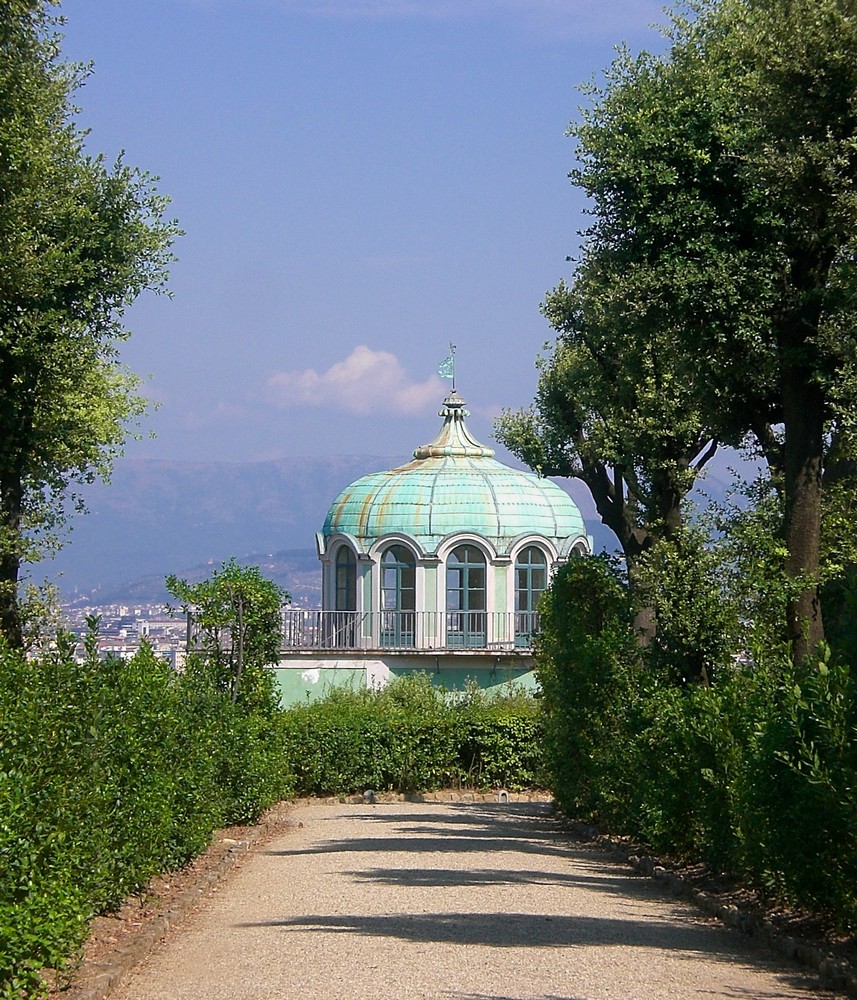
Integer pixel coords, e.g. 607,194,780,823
280,609,540,652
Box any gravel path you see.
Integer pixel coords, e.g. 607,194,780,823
110,801,835,1000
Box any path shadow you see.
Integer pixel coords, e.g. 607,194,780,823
446,994,587,1000
267,805,595,864
238,909,824,993
239,909,726,951
266,832,577,860
448,992,811,1000
344,865,661,901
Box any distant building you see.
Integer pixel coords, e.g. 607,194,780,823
275,390,590,704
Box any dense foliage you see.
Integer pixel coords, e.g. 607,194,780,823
166,559,288,709
0,627,291,999
280,674,545,796
0,3,179,646
537,557,857,930
500,0,857,661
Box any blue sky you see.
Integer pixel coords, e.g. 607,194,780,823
60,0,668,462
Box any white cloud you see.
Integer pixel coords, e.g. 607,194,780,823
265,345,445,415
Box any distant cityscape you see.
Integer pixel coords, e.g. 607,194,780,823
59,590,315,667
54,545,324,665
61,602,196,667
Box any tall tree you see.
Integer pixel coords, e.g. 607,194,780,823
0,2,179,645
496,38,726,626
505,0,857,662
496,273,719,641
712,0,857,659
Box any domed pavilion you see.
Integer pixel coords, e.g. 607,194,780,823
275,391,590,703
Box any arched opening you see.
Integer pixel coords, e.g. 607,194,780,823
446,544,486,647
335,546,357,611
380,544,416,647
331,545,358,646
515,545,547,645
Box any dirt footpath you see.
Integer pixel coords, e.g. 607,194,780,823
109,801,835,1000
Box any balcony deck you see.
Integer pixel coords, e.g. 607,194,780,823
281,609,539,654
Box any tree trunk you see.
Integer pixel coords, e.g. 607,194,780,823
652,468,683,543
580,462,686,645
0,474,24,648
580,463,652,561
782,367,825,663
232,591,244,704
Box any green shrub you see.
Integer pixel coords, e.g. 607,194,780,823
534,556,640,821
279,686,396,794
735,652,857,925
279,674,544,795
617,680,742,868
535,551,857,930
0,630,291,999
456,685,544,789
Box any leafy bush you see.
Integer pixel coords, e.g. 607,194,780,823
279,673,544,795
535,554,857,930
0,629,292,999
458,693,544,789
735,651,857,922
166,559,288,710
534,556,641,821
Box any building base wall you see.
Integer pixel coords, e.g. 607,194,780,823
273,650,537,706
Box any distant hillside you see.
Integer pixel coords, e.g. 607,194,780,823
68,548,323,608
33,451,747,603
40,456,406,600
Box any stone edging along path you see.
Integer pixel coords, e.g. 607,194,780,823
56,791,857,1000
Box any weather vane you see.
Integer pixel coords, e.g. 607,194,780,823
437,342,456,391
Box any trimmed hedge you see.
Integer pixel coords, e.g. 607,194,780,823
279,674,545,795
537,557,857,931
0,635,292,999
1,656,543,997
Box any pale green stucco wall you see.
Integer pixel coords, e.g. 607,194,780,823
275,666,365,704
274,652,538,706
424,563,437,615
494,564,507,616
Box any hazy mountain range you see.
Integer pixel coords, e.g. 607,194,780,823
40,456,408,604
36,452,740,606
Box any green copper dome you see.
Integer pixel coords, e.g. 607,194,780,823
322,391,587,555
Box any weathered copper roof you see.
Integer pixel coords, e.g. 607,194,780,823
322,391,586,554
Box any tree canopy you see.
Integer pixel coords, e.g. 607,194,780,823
167,559,288,710
500,0,857,661
0,2,180,644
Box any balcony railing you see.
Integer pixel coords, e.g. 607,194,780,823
281,609,540,652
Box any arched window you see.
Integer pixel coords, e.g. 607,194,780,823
335,546,357,612
380,544,416,647
446,544,486,647
331,546,358,647
515,546,547,646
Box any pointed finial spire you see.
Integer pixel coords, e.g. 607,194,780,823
413,384,495,460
